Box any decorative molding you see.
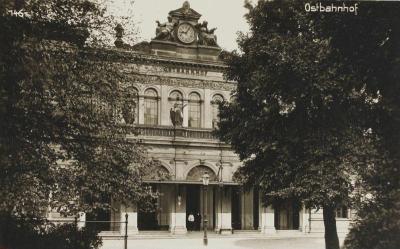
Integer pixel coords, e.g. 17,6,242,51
129,74,236,92
186,165,218,181
163,65,208,76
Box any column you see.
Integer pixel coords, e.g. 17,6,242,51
157,96,162,125
138,96,145,124
300,206,309,233
216,186,232,234
242,189,254,229
170,185,187,234
110,199,121,232
183,100,189,127
120,203,138,235
261,205,276,234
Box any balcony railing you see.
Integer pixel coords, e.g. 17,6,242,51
136,125,215,139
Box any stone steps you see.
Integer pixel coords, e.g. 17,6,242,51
99,230,321,240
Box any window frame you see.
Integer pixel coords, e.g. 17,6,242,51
188,92,202,128
144,88,159,126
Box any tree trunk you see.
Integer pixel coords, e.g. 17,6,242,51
323,205,340,249
323,206,340,249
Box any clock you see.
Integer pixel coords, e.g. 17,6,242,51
177,23,196,44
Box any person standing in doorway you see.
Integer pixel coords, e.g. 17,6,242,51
195,212,202,231
188,213,195,231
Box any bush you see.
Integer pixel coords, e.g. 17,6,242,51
0,215,102,249
344,195,400,249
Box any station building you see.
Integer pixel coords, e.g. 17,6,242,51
49,1,353,237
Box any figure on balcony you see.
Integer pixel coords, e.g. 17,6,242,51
121,98,136,125
170,103,186,127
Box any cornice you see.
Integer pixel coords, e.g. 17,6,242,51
88,47,228,72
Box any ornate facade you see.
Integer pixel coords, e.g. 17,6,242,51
69,1,352,237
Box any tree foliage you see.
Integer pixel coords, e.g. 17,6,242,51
216,1,400,249
0,0,157,222
0,214,102,249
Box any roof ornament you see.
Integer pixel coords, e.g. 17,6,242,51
114,24,125,48
182,1,190,15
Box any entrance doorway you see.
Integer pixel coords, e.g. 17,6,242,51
138,195,158,230
137,184,171,231
86,194,111,231
274,199,300,230
253,188,259,230
231,187,259,230
231,187,241,230
186,185,201,231
186,185,216,231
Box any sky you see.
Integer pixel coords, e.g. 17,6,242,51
106,0,251,51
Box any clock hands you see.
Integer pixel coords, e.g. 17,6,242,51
180,26,190,34
178,24,194,43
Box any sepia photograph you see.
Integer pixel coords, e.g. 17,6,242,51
0,1,399,249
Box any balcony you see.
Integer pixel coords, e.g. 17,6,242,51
136,125,215,140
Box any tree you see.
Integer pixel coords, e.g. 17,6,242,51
0,1,157,247
314,2,400,249
216,1,376,249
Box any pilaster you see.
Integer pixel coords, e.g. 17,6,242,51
138,96,145,124
215,186,232,234
120,203,139,235
182,100,188,127
77,212,86,230
261,205,276,234
169,185,187,234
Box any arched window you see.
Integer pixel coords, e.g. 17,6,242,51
144,88,158,125
188,92,201,128
169,90,184,126
211,94,224,129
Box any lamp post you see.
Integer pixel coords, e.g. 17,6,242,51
202,172,210,246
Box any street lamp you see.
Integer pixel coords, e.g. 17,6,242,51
202,172,210,246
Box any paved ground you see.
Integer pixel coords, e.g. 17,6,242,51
101,236,346,249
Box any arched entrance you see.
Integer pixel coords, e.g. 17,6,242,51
138,166,172,231
186,166,217,231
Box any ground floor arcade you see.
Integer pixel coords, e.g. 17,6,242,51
89,183,349,236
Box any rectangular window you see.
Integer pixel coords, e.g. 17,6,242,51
144,98,158,125
336,206,348,218
189,102,201,128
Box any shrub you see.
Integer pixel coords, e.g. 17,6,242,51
0,215,102,249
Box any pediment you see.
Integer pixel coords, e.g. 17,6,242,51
169,1,201,21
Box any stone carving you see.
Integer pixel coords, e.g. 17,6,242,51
129,74,236,92
114,24,125,48
196,21,218,47
154,16,177,41
170,102,186,127
182,1,191,15
152,2,220,47
169,1,201,21
144,165,171,181
121,97,137,125
186,166,217,181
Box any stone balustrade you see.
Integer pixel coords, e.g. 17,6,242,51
136,125,215,139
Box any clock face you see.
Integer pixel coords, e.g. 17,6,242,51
177,23,196,44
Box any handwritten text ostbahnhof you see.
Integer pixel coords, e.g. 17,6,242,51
305,2,359,15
